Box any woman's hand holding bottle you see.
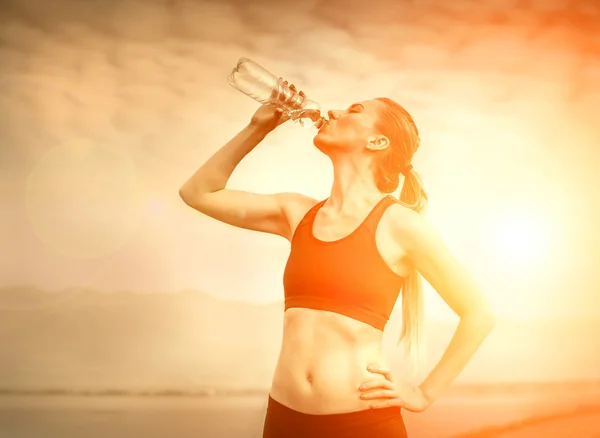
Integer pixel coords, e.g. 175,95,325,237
249,82,305,133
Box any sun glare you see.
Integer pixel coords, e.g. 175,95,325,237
492,214,550,268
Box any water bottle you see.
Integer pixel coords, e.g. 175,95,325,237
227,57,327,129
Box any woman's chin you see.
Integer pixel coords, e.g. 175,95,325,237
312,133,323,145
312,135,327,152
313,136,338,154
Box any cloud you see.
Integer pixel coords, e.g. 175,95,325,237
0,0,598,299
0,0,597,180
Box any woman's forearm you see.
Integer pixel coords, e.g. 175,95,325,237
179,124,270,198
419,311,496,404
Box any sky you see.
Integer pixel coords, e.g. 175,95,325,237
1,0,599,321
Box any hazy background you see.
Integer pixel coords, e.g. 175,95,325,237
1,0,599,395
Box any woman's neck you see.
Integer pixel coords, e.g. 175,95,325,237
328,157,384,213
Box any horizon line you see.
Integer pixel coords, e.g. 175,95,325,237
1,285,600,321
2,380,600,397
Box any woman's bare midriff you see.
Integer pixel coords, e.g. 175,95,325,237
269,307,391,415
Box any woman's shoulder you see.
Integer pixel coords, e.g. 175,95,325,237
278,192,323,235
384,201,436,253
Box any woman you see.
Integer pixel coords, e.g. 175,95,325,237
179,82,496,437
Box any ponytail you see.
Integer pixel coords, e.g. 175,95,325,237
373,97,428,372
396,169,428,372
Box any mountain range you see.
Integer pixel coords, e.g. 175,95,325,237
0,287,598,393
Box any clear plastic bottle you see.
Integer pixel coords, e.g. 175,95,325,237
228,57,327,129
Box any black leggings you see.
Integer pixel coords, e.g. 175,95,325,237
262,395,408,438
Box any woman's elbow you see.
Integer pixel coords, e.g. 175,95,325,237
462,305,496,330
179,186,189,202
179,185,195,205
474,306,496,330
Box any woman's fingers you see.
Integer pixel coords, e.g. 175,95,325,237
359,389,397,400
289,84,307,99
290,83,307,99
370,399,403,409
359,379,394,391
367,366,395,382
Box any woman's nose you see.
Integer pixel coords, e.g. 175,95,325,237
328,110,340,120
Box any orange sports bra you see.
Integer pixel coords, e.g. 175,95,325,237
283,195,405,331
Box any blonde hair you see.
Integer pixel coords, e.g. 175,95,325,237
374,97,428,370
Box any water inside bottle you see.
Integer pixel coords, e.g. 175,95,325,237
287,109,327,129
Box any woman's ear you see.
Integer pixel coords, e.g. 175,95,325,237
366,134,390,151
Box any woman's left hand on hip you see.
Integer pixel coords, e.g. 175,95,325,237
358,365,430,413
